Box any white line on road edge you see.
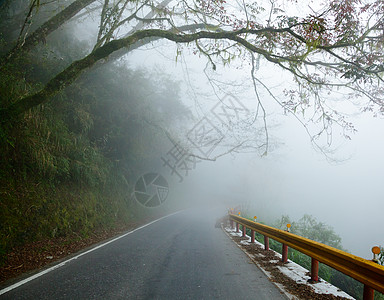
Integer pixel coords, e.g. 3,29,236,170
0,210,183,296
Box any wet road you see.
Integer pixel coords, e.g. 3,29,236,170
0,209,287,299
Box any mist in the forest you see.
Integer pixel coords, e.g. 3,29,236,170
1,0,382,262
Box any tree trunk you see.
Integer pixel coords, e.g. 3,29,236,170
2,27,229,124
1,0,96,64
1,23,309,125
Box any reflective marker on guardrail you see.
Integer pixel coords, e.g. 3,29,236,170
282,224,291,263
363,247,382,300
372,246,380,263
228,214,384,298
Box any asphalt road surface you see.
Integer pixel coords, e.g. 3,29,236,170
0,209,287,299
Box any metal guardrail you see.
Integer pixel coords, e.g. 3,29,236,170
229,214,384,297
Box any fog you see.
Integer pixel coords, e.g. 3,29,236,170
2,0,382,263
126,40,383,260
184,115,384,259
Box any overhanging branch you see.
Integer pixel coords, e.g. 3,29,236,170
1,26,380,123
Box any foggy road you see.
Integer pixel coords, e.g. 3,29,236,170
0,209,286,300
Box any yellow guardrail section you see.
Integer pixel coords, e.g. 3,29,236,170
229,214,384,294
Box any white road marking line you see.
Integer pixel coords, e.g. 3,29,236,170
0,210,182,295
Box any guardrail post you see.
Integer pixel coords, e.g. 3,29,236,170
282,244,288,263
236,212,241,233
363,246,381,300
251,216,256,243
282,224,291,263
251,230,255,243
227,216,384,294
242,225,246,237
264,236,269,250
310,258,319,282
363,285,374,300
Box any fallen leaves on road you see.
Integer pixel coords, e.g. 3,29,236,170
0,216,162,284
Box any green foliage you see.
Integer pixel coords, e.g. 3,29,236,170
274,214,343,249
0,23,190,266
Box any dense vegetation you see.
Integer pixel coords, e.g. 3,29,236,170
0,13,190,265
1,1,383,296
